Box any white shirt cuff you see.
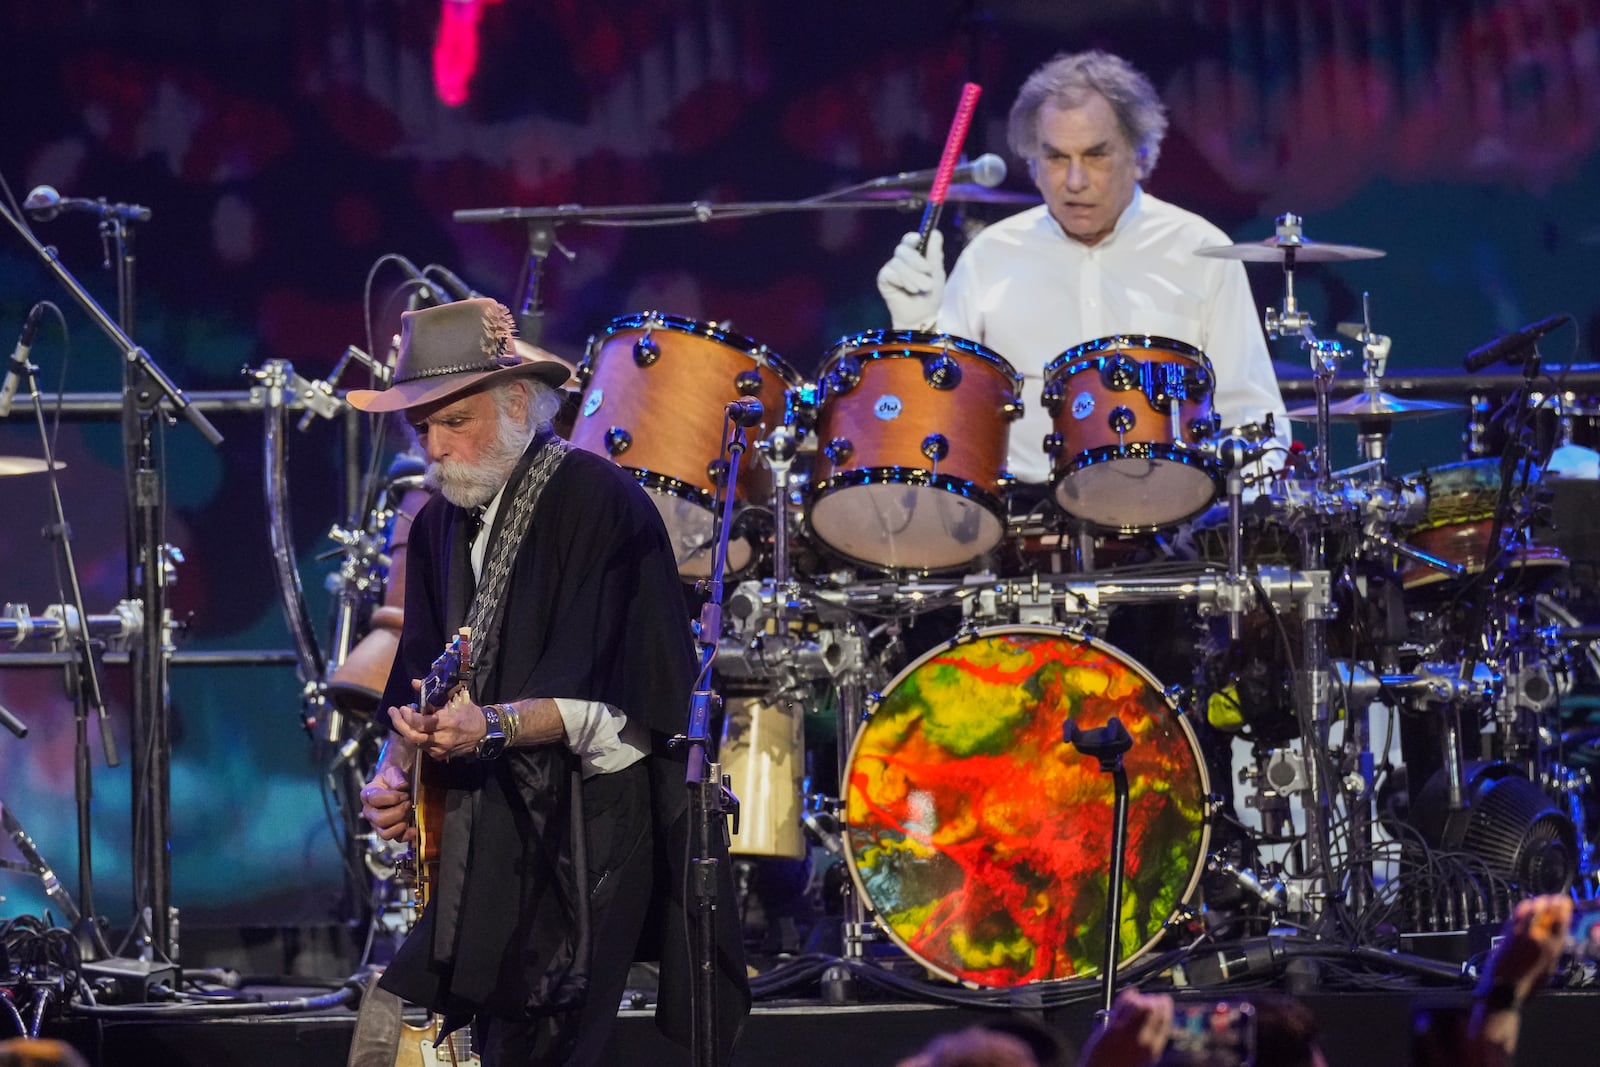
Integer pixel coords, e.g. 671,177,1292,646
554,698,649,778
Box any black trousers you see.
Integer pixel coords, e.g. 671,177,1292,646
477,760,654,1067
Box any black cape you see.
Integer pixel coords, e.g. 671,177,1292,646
377,443,749,1058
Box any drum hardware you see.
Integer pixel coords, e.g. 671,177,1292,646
1206,854,1289,914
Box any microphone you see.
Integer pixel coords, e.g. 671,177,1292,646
1461,313,1569,372
0,304,45,418
23,185,152,224
422,264,489,301
1177,937,1285,986
866,152,1007,191
725,397,765,426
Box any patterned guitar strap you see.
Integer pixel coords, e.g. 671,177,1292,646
463,432,572,678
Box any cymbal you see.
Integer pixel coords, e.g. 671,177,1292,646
1195,235,1385,262
1286,390,1463,422
853,184,1041,206
0,456,63,476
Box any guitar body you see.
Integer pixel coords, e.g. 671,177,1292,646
386,628,481,1066
397,1019,477,1065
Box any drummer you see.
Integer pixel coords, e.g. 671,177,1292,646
876,49,1289,496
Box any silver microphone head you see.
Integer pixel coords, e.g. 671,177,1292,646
23,185,64,222
969,153,1007,188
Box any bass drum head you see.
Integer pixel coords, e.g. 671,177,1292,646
843,625,1209,986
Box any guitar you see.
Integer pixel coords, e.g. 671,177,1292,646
398,627,480,1066
407,626,472,910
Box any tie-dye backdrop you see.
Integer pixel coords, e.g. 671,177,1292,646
0,1,1597,936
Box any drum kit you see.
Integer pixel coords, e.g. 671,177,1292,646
319,212,1596,990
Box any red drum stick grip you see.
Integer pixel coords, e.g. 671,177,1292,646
915,82,983,256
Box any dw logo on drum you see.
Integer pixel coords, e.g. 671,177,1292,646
873,394,903,421
1071,391,1095,420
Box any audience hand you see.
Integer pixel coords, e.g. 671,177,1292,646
1077,989,1174,1067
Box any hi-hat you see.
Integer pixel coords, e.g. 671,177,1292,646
854,184,1040,205
1196,235,1385,262
1286,390,1462,422
0,456,64,476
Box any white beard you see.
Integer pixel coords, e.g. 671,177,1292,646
423,411,535,508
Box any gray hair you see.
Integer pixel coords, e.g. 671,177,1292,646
492,378,562,438
1006,50,1169,179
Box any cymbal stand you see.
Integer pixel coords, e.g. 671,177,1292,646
1262,215,1342,917
9,348,119,959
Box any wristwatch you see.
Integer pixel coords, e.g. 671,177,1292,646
476,703,509,760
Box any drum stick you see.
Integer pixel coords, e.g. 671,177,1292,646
915,81,982,256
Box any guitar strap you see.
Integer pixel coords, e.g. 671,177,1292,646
344,969,402,1067
461,431,572,686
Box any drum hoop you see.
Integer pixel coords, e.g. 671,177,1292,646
585,311,800,384
623,466,716,511
841,623,1212,985
808,467,1006,514
1059,441,1220,477
1044,335,1212,378
821,329,1023,389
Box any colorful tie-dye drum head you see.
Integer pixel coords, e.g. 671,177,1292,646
844,626,1210,987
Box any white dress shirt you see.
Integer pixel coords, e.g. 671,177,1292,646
932,187,1289,485
472,487,648,778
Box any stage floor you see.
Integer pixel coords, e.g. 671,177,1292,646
38,984,1600,1066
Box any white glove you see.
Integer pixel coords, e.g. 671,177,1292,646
876,229,945,331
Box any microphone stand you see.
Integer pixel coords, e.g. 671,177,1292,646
1062,716,1134,1022
0,200,222,964
12,340,117,960
682,414,746,1067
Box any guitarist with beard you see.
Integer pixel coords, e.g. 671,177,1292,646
354,299,748,1066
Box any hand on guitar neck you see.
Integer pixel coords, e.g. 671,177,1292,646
358,629,483,845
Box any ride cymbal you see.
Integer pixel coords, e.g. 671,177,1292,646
1196,235,1385,263
1285,390,1462,422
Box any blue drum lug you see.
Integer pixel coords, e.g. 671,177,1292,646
921,433,949,463
1108,406,1135,435
922,351,963,390
1002,398,1025,420
1043,432,1064,456
707,458,730,488
824,437,854,465
604,426,632,456
1101,353,1140,391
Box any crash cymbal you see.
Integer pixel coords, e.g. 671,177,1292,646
853,184,1041,205
1285,390,1462,422
1196,235,1385,263
0,456,63,476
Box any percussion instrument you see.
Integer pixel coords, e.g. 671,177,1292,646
720,692,807,860
1042,336,1220,532
1400,458,1567,590
572,312,799,578
843,625,1209,986
808,330,1021,571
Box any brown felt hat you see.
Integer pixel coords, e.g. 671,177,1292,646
346,298,571,413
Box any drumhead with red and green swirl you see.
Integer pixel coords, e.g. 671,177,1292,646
844,626,1209,987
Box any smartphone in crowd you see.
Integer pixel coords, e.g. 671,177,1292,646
1157,999,1257,1067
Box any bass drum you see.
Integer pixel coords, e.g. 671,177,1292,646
843,626,1209,987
